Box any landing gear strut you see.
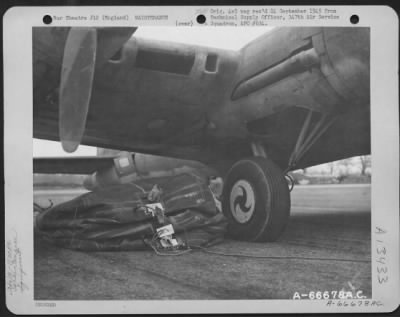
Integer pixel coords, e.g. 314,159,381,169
222,157,290,242
222,109,336,242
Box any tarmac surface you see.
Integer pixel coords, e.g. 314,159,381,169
34,184,371,300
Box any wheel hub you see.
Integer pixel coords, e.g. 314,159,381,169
230,180,255,223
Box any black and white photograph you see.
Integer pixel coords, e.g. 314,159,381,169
32,25,372,299
4,5,399,314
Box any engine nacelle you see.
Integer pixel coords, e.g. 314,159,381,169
83,152,214,190
234,27,370,122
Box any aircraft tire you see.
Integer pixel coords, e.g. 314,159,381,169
222,157,291,242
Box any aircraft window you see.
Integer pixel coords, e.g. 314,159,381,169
136,48,195,75
205,53,218,72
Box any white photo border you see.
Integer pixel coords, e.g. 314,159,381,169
3,5,399,314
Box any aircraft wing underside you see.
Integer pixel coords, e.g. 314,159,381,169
33,27,371,171
33,27,239,164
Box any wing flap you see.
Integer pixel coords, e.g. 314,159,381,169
34,157,115,174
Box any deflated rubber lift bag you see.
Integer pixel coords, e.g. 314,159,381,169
36,173,227,251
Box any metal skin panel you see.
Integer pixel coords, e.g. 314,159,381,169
237,27,322,81
33,27,370,172
321,27,370,107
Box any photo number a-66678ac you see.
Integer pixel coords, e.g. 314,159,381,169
292,290,366,300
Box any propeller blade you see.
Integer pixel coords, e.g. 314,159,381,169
59,27,97,153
